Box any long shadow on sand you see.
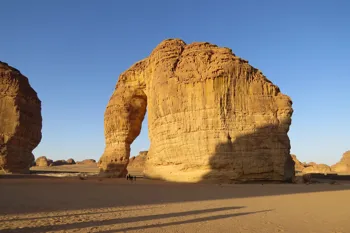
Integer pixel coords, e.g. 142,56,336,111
0,206,271,233
1,175,350,216
1,124,350,216
98,210,271,233
1,206,159,222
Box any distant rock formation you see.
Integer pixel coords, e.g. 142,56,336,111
77,159,96,165
0,62,42,173
51,160,68,166
99,39,293,182
66,158,76,165
35,156,53,167
128,151,148,169
302,163,332,174
331,151,350,173
291,154,305,173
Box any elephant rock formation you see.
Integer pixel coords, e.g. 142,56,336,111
99,39,294,182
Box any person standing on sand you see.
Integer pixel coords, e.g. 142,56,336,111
126,174,136,182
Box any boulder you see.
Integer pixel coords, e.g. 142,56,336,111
35,156,52,167
66,158,76,165
331,151,350,173
302,164,331,174
128,151,148,169
99,39,293,182
0,62,42,173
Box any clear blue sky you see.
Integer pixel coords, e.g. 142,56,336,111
1,0,349,165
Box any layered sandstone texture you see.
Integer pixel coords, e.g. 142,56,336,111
99,39,294,182
331,151,350,173
0,62,42,173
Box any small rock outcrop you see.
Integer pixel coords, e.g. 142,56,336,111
0,62,42,173
51,160,68,166
99,39,293,182
331,151,350,173
291,154,305,173
66,158,76,165
35,156,53,167
77,159,96,165
302,163,332,174
128,151,148,169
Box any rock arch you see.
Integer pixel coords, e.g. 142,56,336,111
98,39,294,182
99,60,148,176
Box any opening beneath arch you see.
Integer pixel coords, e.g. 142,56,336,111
130,111,150,157
127,110,149,177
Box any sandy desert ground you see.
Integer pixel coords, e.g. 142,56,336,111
1,175,350,233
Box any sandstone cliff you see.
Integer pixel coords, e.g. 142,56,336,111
0,62,42,173
99,39,294,182
331,151,350,173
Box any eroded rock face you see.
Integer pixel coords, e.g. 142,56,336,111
99,39,293,182
0,62,42,173
331,151,350,173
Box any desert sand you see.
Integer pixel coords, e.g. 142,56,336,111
1,176,350,233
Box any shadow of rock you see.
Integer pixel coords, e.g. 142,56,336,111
98,210,271,233
202,123,295,183
0,206,254,233
2,176,350,215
